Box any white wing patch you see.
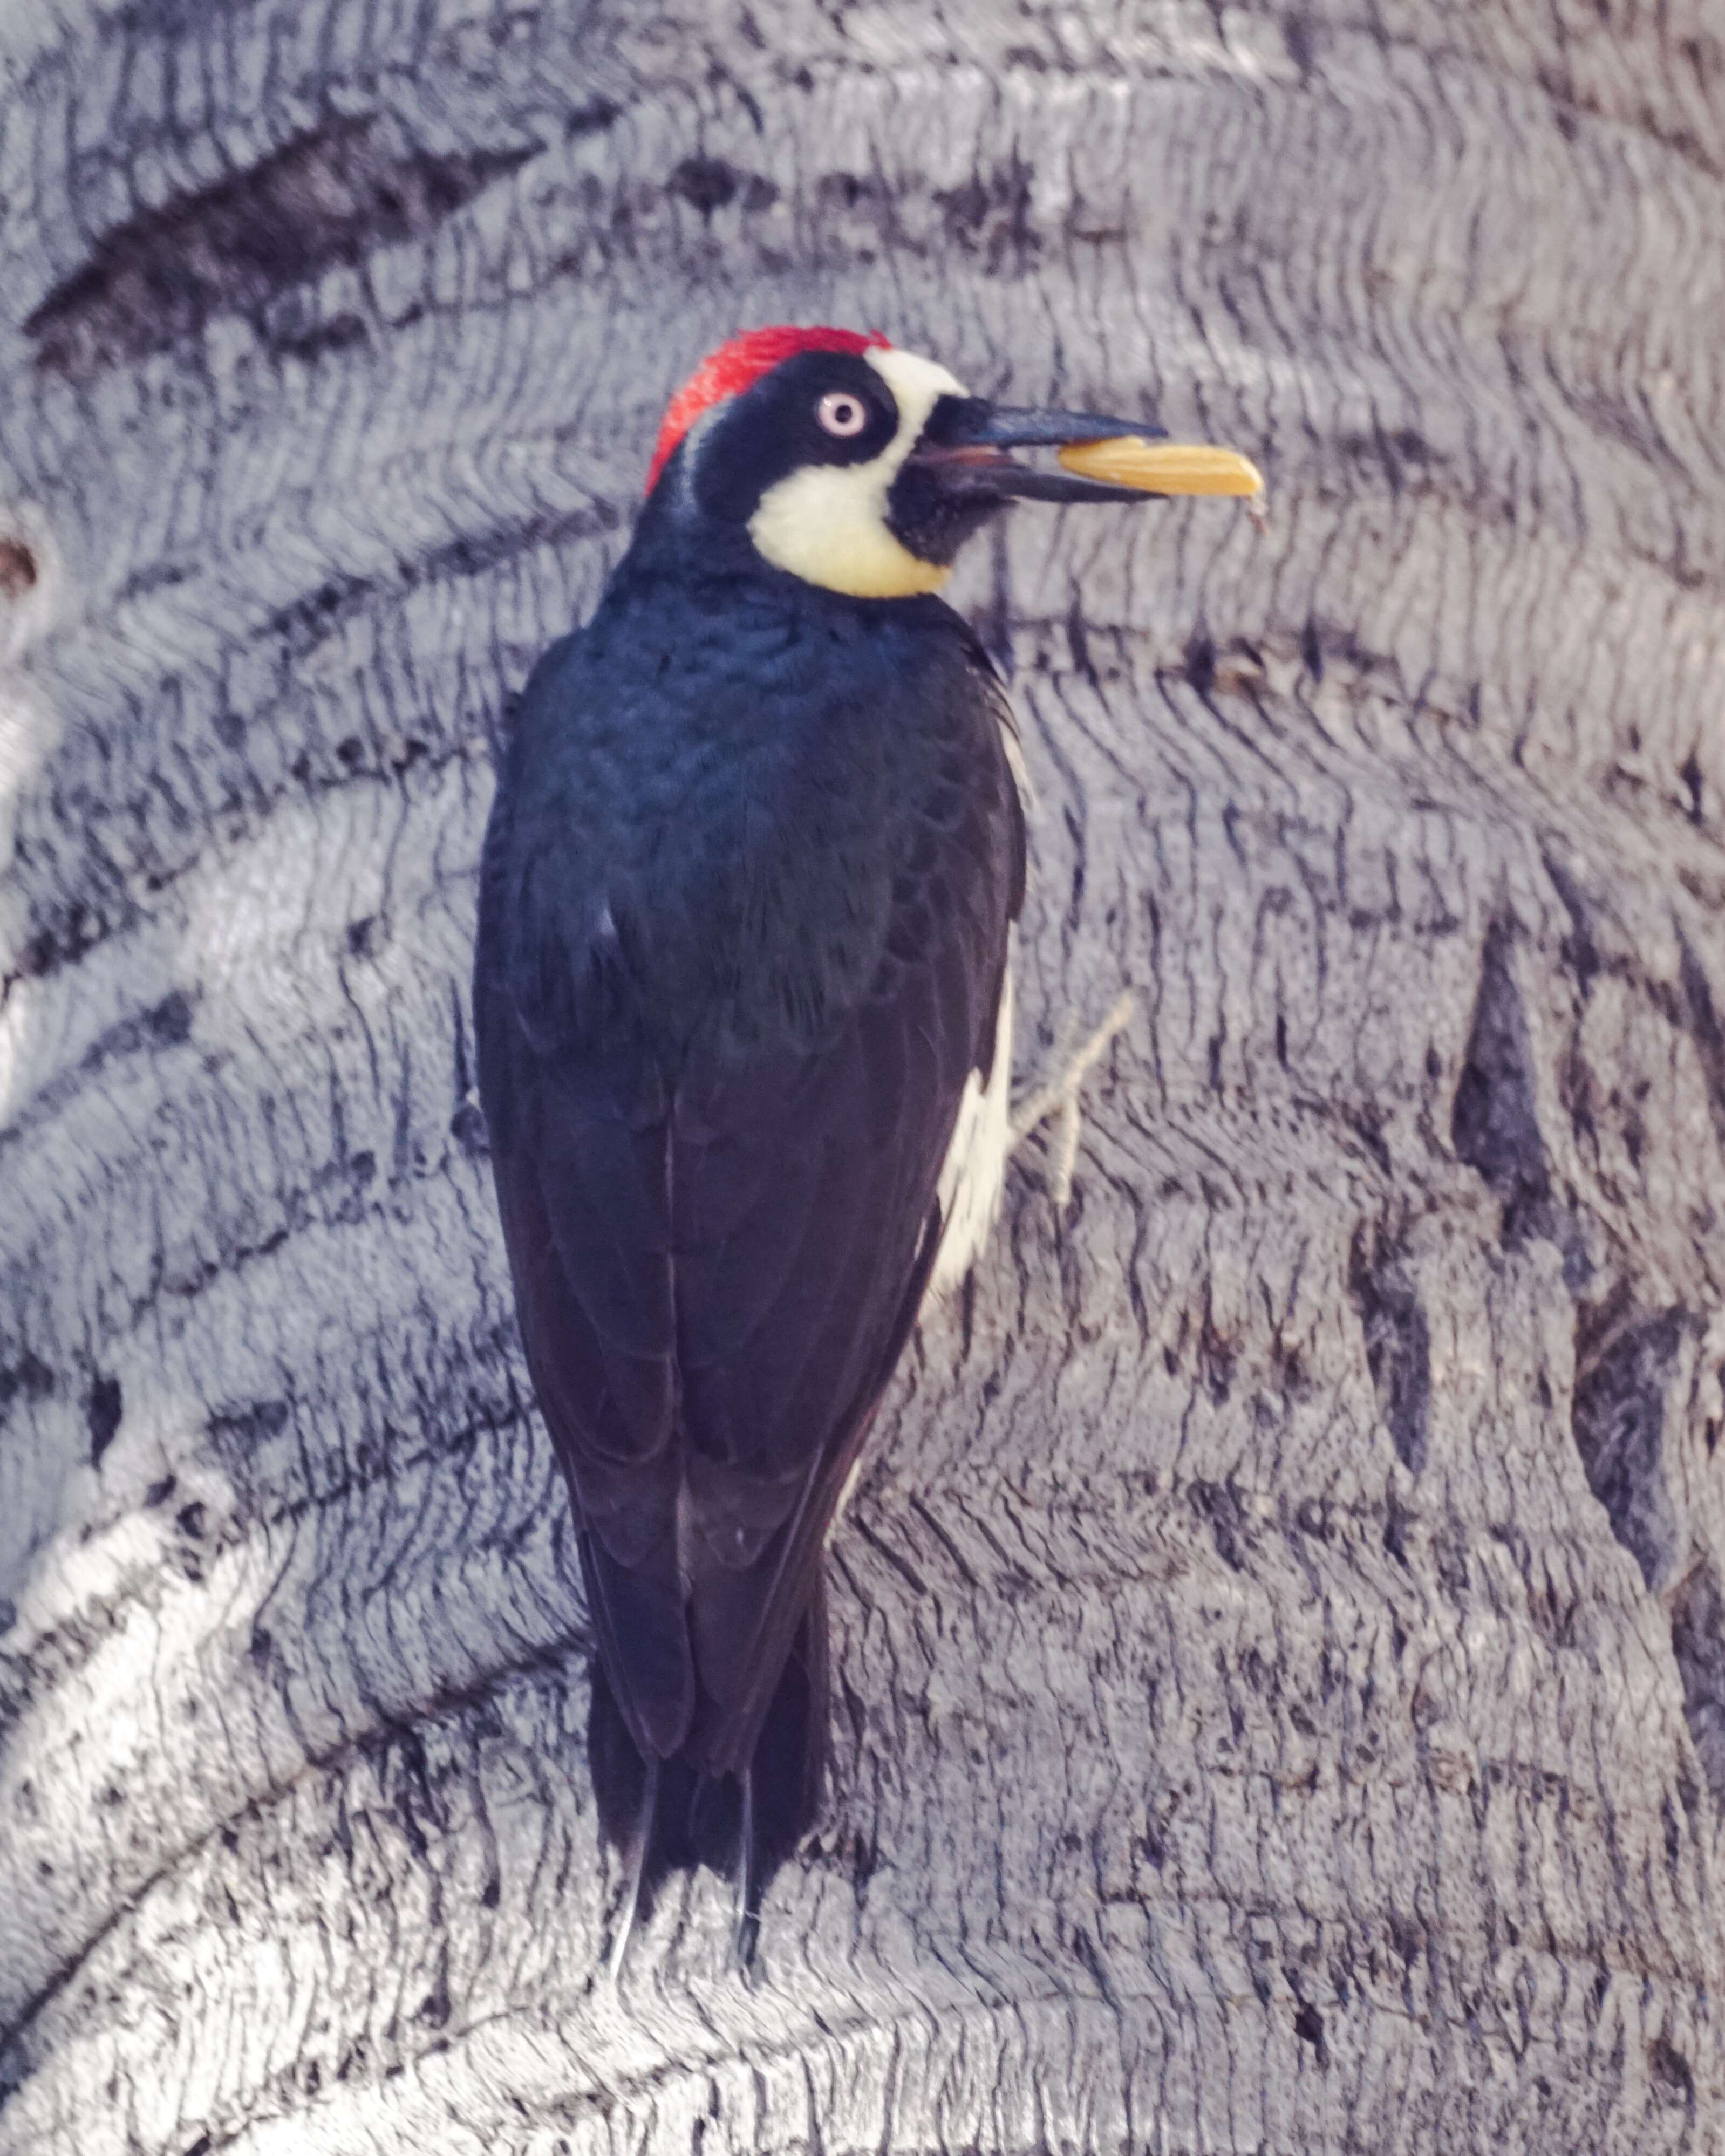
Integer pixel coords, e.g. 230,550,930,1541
930,942,1014,1296
930,695,1025,1299
827,939,1012,1548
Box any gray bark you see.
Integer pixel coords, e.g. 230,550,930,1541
2,1,1724,2149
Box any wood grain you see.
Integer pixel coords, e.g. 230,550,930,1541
2,2,1723,2148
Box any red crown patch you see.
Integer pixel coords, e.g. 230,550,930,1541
645,325,890,492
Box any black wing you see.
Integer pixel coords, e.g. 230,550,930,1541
474,611,1024,1830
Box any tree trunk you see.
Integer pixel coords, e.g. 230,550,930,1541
3,3,1724,2149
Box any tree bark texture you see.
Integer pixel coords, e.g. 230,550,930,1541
2,2,1724,2150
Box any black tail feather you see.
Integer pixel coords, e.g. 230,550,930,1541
589,1580,829,1968
743,1573,829,1888
587,1654,647,1852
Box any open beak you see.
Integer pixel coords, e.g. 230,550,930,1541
910,395,1264,504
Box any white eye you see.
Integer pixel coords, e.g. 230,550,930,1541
816,391,868,438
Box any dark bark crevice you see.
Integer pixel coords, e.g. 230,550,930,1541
1347,1222,1433,1476
1451,913,1554,1250
1669,1559,1725,1810
1570,1293,1686,1594
25,116,546,383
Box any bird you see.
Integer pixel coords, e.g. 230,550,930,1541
472,324,1260,1968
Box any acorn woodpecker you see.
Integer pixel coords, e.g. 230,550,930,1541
473,325,1260,1965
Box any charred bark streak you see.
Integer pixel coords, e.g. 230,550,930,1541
24,117,544,381
1453,895,1706,1714
1451,913,1554,1249
0,541,38,602
1675,931,1725,1160
1570,1296,1686,1594
1670,1561,1725,1809
83,1373,122,1466
1347,1223,1431,1475
0,990,192,1160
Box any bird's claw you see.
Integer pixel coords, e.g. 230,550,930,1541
1009,988,1135,1211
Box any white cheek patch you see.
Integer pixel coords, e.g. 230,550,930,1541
747,346,968,598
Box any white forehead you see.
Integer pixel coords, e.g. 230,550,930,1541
865,345,967,439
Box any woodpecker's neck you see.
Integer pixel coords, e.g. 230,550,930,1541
619,459,760,585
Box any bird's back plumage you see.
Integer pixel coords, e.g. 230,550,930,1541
474,523,1024,1940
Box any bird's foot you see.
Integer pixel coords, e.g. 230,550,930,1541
1010,989,1135,1211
